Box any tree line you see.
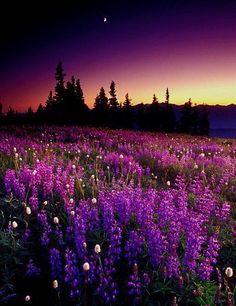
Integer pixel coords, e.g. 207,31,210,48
0,62,209,135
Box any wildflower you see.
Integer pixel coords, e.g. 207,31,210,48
43,200,48,205
119,154,124,159
53,217,59,224
167,180,170,186
94,244,101,254
25,295,31,302
69,198,74,204
66,184,70,189
83,262,90,271
15,153,19,158
225,267,233,278
53,280,58,289
12,221,18,228
72,164,76,169
91,174,95,179
92,198,97,204
26,207,31,215
83,242,87,248
71,210,75,216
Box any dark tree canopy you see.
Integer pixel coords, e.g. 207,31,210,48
0,61,210,135
109,81,119,109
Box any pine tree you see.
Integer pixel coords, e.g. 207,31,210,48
75,78,85,106
123,93,132,109
165,88,170,104
45,91,55,110
55,61,66,104
109,81,119,109
94,87,109,111
180,98,193,133
152,94,158,104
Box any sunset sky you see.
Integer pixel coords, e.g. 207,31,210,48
1,0,236,112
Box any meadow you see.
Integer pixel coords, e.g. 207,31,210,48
0,126,235,305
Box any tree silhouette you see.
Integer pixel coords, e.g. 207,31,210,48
45,91,55,112
152,94,158,104
122,93,132,129
109,81,119,109
165,88,170,104
123,93,132,109
180,98,194,133
93,87,109,126
149,94,160,131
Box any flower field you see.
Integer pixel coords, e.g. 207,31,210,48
0,126,236,305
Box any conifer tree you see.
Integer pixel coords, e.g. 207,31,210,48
109,81,119,109
123,93,132,109
165,88,170,104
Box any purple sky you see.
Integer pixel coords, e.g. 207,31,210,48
1,0,236,111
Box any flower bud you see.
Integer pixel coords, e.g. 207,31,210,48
12,221,18,228
53,217,59,224
94,244,101,254
53,280,58,288
83,262,90,271
225,267,233,278
26,207,31,215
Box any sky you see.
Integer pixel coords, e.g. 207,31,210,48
1,0,236,112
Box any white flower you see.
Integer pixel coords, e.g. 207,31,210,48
91,174,95,180
25,295,31,302
167,181,170,186
26,207,31,215
92,198,97,204
70,210,75,216
200,153,205,157
119,154,124,159
72,164,76,169
12,221,18,228
32,170,37,176
43,200,48,206
107,166,110,170
86,154,90,158
83,262,90,271
69,198,74,204
13,147,17,152
194,163,198,169
19,157,22,162
94,244,101,254
225,267,233,278
66,184,70,189
83,242,87,248
53,280,58,288
15,153,19,159
53,217,59,224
